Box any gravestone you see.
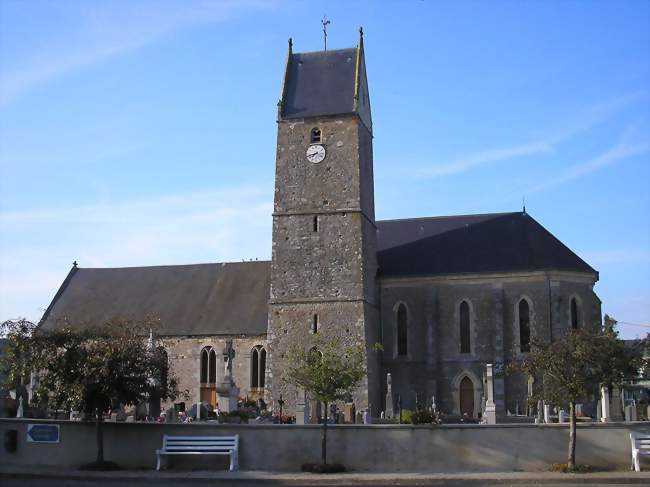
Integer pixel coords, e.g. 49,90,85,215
343,402,356,424
543,403,551,423
216,340,239,413
558,409,566,423
610,386,624,421
600,385,611,422
385,373,394,420
625,404,637,422
295,390,307,425
484,364,496,424
575,404,583,417
116,404,127,422
165,407,177,423
537,400,543,423
596,400,602,422
16,397,24,418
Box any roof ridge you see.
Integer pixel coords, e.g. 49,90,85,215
293,47,356,56
76,260,271,271
377,211,521,224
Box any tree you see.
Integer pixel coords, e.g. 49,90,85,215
283,336,370,468
0,318,180,470
509,319,644,470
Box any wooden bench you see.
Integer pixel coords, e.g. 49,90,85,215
630,431,650,472
156,435,239,471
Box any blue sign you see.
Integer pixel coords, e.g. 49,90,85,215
27,424,60,443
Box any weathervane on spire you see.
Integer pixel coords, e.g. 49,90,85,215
322,15,331,51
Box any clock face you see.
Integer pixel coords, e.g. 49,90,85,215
306,144,326,163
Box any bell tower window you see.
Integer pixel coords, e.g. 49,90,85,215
310,127,322,143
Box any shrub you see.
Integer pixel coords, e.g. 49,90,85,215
400,409,414,424
410,409,434,424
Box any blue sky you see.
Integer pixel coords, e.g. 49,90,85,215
0,0,648,338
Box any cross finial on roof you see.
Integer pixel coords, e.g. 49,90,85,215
73,260,78,267
321,15,331,51
522,196,527,214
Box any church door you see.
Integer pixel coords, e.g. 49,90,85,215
459,376,474,418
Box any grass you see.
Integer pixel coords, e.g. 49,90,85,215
549,463,595,473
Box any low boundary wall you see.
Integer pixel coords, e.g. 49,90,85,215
1,419,648,472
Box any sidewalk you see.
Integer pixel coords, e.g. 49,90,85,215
2,465,650,485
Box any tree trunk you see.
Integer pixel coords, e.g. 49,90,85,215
322,401,328,465
96,407,104,465
567,401,576,469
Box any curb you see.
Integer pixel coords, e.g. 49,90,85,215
2,470,650,485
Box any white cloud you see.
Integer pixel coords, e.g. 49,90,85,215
0,0,275,106
0,184,273,322
400,92,647,179
526,125,649,194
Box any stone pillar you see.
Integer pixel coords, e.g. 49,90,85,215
543,403,551,423
549,280,562,341
537,400,543,423
558,409,566,423
624,404,632,422
196,348,202,420
600,385,610,422
610,386,624,421
385,373,394,420
484,364,496,424
491,286,506,417
295,390,308,425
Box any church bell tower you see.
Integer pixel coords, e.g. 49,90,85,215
266,30,380,413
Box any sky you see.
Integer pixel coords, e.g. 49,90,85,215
0,0,648,338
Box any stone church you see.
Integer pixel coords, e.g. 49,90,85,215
40,31,601,420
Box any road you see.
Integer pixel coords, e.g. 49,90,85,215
1,478,646,487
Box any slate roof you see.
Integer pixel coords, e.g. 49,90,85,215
39,212,596,336
377,212,597,277
281,48,358,119
39,262,270,336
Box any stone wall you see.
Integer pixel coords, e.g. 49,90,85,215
378,271,600,417
267,114,378,413
161,335,268,410
1,419,645,472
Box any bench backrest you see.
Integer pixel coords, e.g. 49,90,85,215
162,435,239,452
630,432,650,451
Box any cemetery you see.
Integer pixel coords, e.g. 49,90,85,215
2,361,650,473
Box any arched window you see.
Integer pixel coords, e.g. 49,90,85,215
570,298,579,329
250,346,267,389
310,127,322,143
397,303,408,356
200,346,217,385
259,348,266,388
460,301,471,354
251,348,259,388
519,299,531,353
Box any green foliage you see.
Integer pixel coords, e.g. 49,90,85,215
508,319,644,468
508,323,644,406
283,336,367,405
0,318,180,416
400,409,414,424
410,409,435,424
